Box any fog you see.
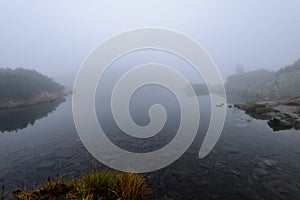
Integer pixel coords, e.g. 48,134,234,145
0,0,299,88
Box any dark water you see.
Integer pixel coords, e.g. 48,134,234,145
0,94,300,199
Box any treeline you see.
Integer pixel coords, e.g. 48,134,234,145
276,59,300,76
225,69,275,95
226,59,300,100
0,68,64,101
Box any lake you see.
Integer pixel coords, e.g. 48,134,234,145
0,94,300,199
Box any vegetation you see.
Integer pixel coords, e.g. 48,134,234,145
267,117,293,131
247,70,300,99
276,59,300,76
234,103,278,120
12,171,152,200
283,97,300,106
234,102,299,131
226,59,300,100
0,68,64,101
225,69,275,95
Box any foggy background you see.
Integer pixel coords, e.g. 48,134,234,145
0,0,299,88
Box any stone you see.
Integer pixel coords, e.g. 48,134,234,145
253,168,268,176
267,117,293,131
293,120,300,130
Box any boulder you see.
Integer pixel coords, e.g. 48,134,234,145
267,117,293,131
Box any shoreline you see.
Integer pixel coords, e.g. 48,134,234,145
234,97,300,131
9,171,151,200
0,93,69,111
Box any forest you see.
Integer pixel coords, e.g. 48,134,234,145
226,59,300,99
0,68,65,101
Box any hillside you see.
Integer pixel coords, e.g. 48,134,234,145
225,69,275,95
0,68,65,101
247,70,300,99
226,60,300,100
0,68,66,109
247,60,300,99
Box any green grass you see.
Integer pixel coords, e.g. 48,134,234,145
12,171,152,200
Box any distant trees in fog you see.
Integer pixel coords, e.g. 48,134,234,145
226,59,300,99
276,59,300,76
0,68,64,101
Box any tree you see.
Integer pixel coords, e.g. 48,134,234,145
0,68,65,101
236,64,245,75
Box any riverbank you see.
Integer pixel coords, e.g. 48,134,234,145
234,96,300,131
10,171,152,200
0,92,69,111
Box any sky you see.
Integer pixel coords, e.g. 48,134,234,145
0,0,299,86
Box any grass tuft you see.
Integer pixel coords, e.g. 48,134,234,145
12,171,152,200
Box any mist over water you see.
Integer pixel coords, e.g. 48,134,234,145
0,1,300,199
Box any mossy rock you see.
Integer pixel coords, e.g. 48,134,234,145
236,103,277,120
267,117,293,131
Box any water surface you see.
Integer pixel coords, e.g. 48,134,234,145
0,95,300,199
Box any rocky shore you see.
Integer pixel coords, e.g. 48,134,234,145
234,97,300,131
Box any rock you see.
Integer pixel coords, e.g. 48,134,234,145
260,158,276,167
293,120,300,130
231,170,241,176
267,117,293,131
253,168,268,176
235,103,276,120
235,99,300,132
283,99,300,106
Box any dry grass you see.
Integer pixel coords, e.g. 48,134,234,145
12,171,152,200
283,98,300,106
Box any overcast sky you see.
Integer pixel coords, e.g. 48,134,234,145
0,0,299,85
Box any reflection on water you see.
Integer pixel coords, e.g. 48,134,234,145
0,99,65,133
0,95,300,199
